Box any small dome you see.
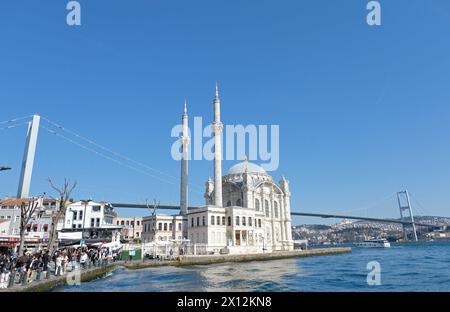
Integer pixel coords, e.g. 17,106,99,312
227,161,267,175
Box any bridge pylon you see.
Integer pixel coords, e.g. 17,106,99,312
396,190,418,242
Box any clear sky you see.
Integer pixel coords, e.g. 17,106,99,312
1,0,450,224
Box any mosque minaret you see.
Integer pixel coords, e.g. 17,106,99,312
212,82,223,207
179,99,189,217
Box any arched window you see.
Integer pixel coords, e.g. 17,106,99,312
265,200,270,217
169,223,173,231
255,199,260,211
163,223,167,231
211,215,215,225
158,223,162,230
222,216,226,225
242,217,246,226
217,216,220,225
274,201,278,218
227,200,232,207
236,216,240,226
236,198,242,207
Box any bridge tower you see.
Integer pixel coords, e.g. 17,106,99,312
396,190,418,242
17,115,40,198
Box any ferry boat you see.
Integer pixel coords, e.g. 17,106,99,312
354,239,391,248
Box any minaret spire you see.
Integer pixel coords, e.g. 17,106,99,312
212,82,223,207
180,99,189,218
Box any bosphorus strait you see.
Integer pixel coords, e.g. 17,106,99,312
53,242,450,292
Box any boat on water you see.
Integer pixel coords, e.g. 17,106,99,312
354,239,391,248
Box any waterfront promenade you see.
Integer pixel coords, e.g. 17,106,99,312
1,247,351,292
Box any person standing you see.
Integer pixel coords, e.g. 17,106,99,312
42,250,49,273
55,252,62,276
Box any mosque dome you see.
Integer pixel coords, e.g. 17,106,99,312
227,161,267,175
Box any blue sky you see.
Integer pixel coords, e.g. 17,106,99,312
1,0,450,224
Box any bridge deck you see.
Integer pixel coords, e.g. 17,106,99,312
111,203,436,228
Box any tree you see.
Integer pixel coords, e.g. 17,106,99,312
146,199,159,241
47,178,77,254
18,199,40,256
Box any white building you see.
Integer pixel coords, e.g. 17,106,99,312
189,159,293,254
0,197,62,251
64,200,116,230
141,215,184,243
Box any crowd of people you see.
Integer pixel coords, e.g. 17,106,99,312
0,246,121,289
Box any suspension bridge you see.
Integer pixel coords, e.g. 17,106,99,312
1,114,445,241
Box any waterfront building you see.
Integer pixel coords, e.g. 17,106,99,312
113,217,143,242
60,200,121,244
141,215,184,242
0,197,62,251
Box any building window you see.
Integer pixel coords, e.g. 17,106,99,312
217,216,220,226
249,217,252,227
274,201,279,218
202,216,206,226
79,210,83,221
164,223,167,231
191,217,194,227
15,216,20,222
116,221,119,225
72,224,76,229
92,205,101,212
236,216,240,226
255,199,260,211
178,223,182,231
226,200,231,207
43,225,48,232
222,216,225,225
137,221,140,226
211,215,215,225
258,219,261,228
131,221,134,226
126,221,129,226
136,232,140,237
158,223,162,231
90,218,95,227
197,217,200,227
96,218,100,227
265,200,270,217
227,216,231,226
170,223,173,231
242,217,246,226
236,199,242,207
121,221,125,226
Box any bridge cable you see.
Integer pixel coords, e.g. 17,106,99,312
40,125,204,195
40,116,204,191
0,122,30,131
0,115,32,125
